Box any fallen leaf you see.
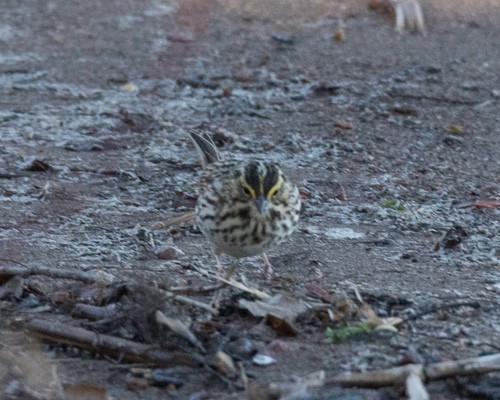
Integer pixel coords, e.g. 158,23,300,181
265,314,298,337
239,294,309,321
359,303,384,325
358,292,403,328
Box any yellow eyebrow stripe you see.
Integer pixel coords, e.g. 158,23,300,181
241,179,256,198
266,177,283,198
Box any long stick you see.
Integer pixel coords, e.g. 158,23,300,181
327,353,500,388
27,319,204,367
0,264,114,284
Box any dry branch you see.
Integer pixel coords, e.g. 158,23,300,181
72,303,119,320
164,291,217,314
328,353,500,388
425,353,500,380
215,276,270,300
329,364,424,387
27,319,204,367
169,282,225,294
405,301,481,321
0,264,115,284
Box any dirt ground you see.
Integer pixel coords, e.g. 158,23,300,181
1,0,499,399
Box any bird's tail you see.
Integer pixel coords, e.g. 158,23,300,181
186,128,222,169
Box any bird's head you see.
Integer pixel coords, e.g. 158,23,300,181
236,161,288,214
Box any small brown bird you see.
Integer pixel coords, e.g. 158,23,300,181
188,129,301,276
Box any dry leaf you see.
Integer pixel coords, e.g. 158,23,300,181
356,289,403,328
239,294,309,321
265,314,299,337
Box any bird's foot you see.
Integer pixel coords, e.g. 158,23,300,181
261,253,274,278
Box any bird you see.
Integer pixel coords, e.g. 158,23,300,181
187,128,301,277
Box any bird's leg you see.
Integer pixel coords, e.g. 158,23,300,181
261,253,274,277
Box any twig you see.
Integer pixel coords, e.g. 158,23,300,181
0,173,31,179
327,353,500,388
329,364,423,387
72,303,119,320
169,282,225,294
214,276,270,300
425,353,500,380
27,319,204,366
405,301,481,321
164,291,217,314
187,262,270,299
151,212,196,230
0,262,115,284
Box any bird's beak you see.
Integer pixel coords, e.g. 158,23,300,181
255,195,267,214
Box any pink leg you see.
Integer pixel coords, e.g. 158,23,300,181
261,253,274,277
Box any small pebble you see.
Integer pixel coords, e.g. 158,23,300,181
252,354,276,366
155,245,185,260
